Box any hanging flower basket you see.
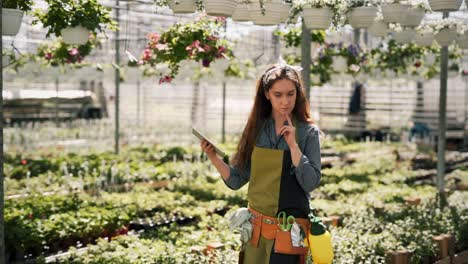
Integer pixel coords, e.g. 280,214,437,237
302,6,334,29
61,26,89,45
332,56,347,72
347,6,378,29
368,21,388,37
2,8,24,36
428,0,463,12
204,0,237,17
415,33,434,46
456,33,468,49
381,3,410,24
232,3,250,21
393,28,416,44
401,7,425,27
435,27,457,46
167,0,197,14
247,0,285,26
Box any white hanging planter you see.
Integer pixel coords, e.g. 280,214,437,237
302,6,333,29
279,2,292,22
232,3,250,21
435,28,457,46
368,20,388,37
448,70,459,78
2,8,24,36
347,6,378,29
456,33,468,49
204,0,237,17
168,0,197,14
332,56,348,72
247,0,284,26
401,7,425,27
428,0,463,12
61,26,89,45
381,4,410,23
393,28,416,44
415,33,434,46
425,53,437,65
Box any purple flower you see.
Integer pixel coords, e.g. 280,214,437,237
202,58,211,67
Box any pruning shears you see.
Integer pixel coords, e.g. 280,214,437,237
277,211,295,232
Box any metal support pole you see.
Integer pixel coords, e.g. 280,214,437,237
114,0,121,154
437,12,449,207
301,20,311,100
222,82,226,143
0,4,6,263
137,79,140,126
55,77,59,127
464,75,468,150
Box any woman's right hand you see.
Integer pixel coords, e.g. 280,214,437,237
200,139,216,159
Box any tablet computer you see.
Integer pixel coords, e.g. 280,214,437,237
192,127,226,157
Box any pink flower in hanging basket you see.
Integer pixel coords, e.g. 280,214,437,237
462,69,468,76
69,48,79,57
142,48,152,62
148,32,160,48
45,53,53,60
155,43,168,51
215,46,226,58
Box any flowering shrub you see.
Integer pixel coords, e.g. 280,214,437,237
36,36,99,66
139,15,233,84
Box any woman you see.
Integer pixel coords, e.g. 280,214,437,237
200,63,321,264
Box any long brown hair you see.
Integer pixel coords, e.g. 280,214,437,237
231,64,314,170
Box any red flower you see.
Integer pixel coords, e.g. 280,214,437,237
21,159,27,165
414,61,421,68
186,40,205,56
28,214,33,219
159,75,173,84
45,53,53,60
215,46,226,58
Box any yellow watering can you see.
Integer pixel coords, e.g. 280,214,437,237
306,209,334,264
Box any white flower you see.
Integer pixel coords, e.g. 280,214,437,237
349,64,360,72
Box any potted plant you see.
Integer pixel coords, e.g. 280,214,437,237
389,23,415,44
2,0,33,36
155,0,201,14
401,0,429,27
247,0,290,26
381,0,410,24
297,0,346,29
346,0,378,29
36,37,99,67
232,1,251,21
204,0,238,17
414,23,435,46
139,16,234,84
428,0,462,12
34,0,117,45
368,16,388,37
433,18,460,46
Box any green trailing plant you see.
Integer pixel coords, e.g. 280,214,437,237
2,0,33,11
139,15,234,84
33,0,117,38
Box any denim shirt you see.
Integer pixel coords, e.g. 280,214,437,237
222,115,322,198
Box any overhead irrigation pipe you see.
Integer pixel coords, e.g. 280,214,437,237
301,19,311,100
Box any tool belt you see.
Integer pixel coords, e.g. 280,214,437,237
248,207,310,256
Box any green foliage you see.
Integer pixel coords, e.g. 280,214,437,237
2,0,33,11
33,0,117,38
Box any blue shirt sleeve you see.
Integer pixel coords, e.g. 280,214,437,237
222,159,251,190
293,125,321,193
